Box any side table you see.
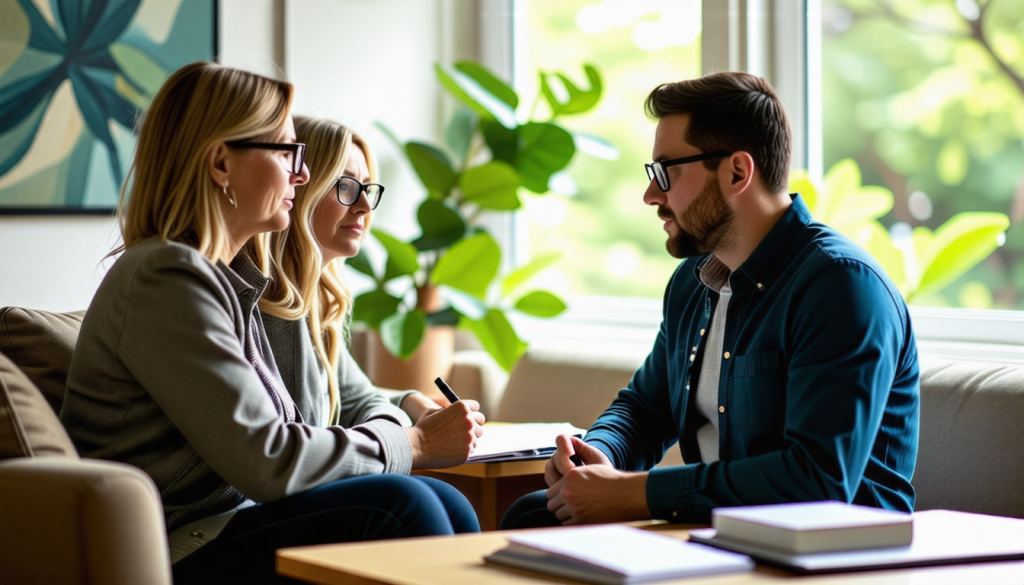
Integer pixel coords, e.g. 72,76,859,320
414,459,548,530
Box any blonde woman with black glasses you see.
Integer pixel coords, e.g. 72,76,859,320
60,63,482,585
250,115,484,534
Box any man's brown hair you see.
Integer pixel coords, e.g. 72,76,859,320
644,72,791,194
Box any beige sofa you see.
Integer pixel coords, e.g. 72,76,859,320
479,347,1024,518
0,308,171,585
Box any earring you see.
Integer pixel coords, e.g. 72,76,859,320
222,184,237,208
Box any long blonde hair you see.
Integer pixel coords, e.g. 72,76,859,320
255,117,377,423
114,62,294,263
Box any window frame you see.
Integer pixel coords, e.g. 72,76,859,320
486,0,1024,360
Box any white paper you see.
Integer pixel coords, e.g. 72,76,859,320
468,422,586,461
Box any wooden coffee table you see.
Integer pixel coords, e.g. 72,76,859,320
414,458,548,530
276,522,1024,584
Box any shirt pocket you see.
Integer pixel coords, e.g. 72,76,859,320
730,350,786,436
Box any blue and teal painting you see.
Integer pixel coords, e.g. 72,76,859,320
0,0,215,213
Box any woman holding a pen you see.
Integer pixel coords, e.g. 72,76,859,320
61,64,483,585
246,112,485,509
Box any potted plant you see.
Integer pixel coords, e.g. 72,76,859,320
349,61,614,399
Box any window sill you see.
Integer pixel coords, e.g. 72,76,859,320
511,296,1024,363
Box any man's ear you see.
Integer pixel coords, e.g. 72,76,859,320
724,151,755,195
207,142,230,188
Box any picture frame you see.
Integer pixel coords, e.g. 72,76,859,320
0,0,219,215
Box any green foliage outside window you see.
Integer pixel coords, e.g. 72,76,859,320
794,159,1009,302
823,0,1024,308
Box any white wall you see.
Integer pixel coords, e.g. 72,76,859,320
286,0,477,236
0,0,477,311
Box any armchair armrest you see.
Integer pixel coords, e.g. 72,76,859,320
0,457,171,585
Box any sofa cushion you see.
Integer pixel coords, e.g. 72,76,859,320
0,352,78,459
915,355,1024,518
0,307,84,414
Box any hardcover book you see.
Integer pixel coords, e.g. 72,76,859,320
712,501,913,554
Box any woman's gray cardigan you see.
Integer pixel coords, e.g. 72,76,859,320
60,237,413,563
261,312,416,429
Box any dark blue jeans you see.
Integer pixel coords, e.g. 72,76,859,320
499,489,562,530
172,475,478,585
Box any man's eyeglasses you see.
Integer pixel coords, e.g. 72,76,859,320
645,151,731,192
224,141,307,176
336,176,384,210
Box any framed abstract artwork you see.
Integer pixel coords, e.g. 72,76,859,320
0,0,218,214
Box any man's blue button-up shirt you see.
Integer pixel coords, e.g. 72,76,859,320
586,194,919,522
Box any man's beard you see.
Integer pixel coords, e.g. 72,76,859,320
659,175,735,259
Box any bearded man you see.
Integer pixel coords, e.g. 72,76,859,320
501,72,920,528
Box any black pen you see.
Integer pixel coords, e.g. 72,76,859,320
434,376,460,404
569,453,585,467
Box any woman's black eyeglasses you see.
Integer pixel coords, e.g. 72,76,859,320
224,141,307,176
336,176,384,210
645,151,731,192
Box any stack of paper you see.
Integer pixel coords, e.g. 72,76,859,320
712,501,913,554
485,524,754,585
467,422,587,463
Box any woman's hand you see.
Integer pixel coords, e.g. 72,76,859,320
400,392,443,423
404,400,485,469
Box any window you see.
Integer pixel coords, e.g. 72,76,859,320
516,0,702,300
500,0,1024,359
822,0,1024,311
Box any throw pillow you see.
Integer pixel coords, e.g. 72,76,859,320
0,307,85,414
0,352,78,459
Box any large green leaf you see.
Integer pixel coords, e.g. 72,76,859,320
454,61,518,109
846,221,907,294
405,142,457,195
914,212,1010,299
444,108,477,163
481,120,519,165
460,161,521,210
830,185,894,234
373,229,420,282
789,169,819,216
438,285,487,320
461,309,527,371
514,290,567,318
540,64,602,117
380,309,427,360
430,232,500,298
516,122,575,193
820,158,860,224
436,63,516,128
501,252,561,296
573,132,619,160
412,199,466,251
346,249,376,280
352,290,402,329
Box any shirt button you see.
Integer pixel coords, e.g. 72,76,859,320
723,351,731,359
672,511,678,518
692,346,697,351
689,354,695,362
700,328,706,336
191,531,204,538
718,406,725,414
757,282,764,290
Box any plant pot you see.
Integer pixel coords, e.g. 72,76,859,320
365,284,454,405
